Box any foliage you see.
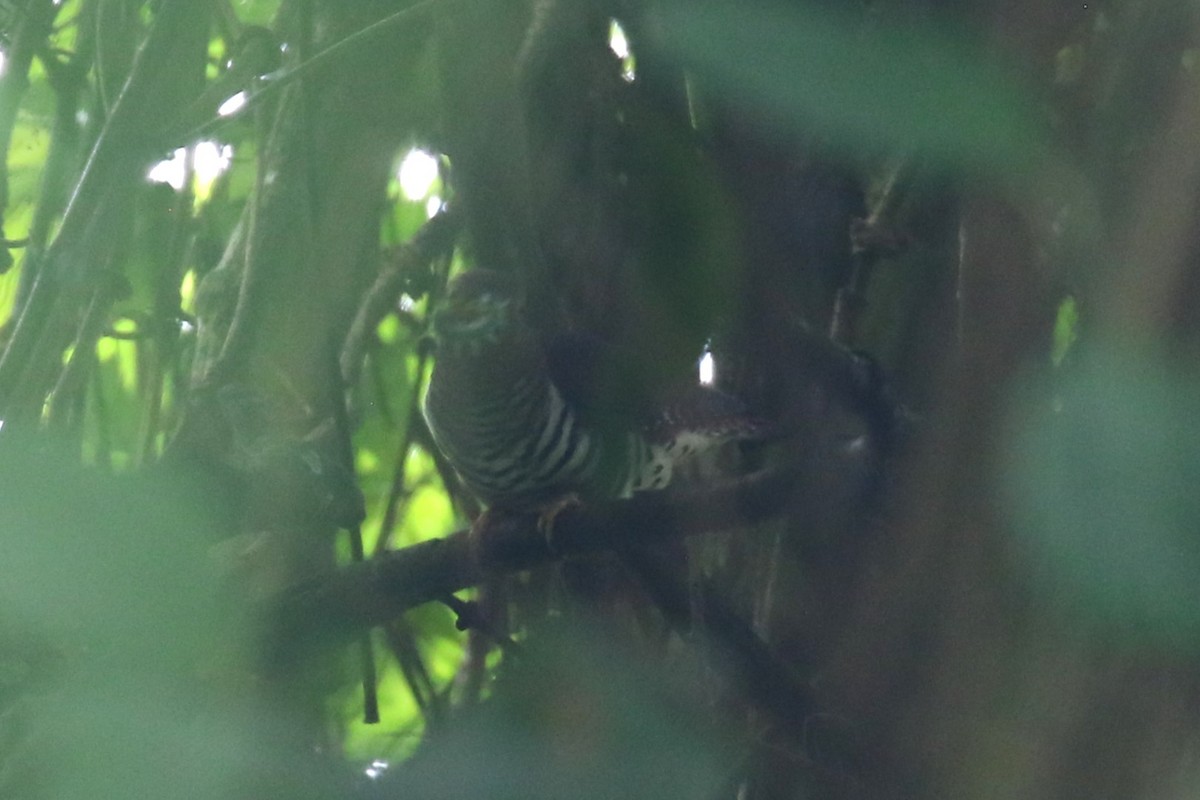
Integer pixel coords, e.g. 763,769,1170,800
1,0,1199,798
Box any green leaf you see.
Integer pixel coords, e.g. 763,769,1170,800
232,0,283,27
1051,295,1079,366
388,623,738,800
0,436,258,799
1004,344,1200,647
655,1,1047,173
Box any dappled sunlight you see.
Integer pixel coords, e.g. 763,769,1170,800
146,152,183,187
179,269,197,314
425,194,443,218
193,141,233,198
608,19,635,81
398,148,439,201
698,350,715,385
6,1,1200,797
147,141,232,201
217,90,248,117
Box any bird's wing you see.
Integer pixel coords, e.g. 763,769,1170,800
544,330,651,431
640,384,771,445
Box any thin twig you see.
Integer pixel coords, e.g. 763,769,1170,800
0,1,213,420
175,0,440,147
831,155,914,345
381,619,445,727
340,208,461,388
289,461,804,633
373,344,431,555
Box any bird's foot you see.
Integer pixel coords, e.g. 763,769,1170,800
538,493,583,554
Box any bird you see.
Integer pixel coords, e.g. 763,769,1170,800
422,269,763,513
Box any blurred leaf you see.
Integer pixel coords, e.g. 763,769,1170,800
655,1,1047,173
46,1,80,54
84,339,143,465
233,0,282,27
384,195,435,248
0,265,18,325
340,655,424,763
1055,43,1087,86
8,120,51,207
1004,345,1200,647
1051,296,1079,366
0,435,261,799
222,139,258,200
399,482,455,545
372,622,738,800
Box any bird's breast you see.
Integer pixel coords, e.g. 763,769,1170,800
424,357,606,507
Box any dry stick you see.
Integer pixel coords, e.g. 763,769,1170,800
830,155,913,346
325,318,380,724
373,349,430,556
348,522,380,725
304,464,799,628
382,620,445,727
287,462,820,746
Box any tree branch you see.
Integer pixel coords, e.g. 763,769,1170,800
278,461,837,770
285,462,802,633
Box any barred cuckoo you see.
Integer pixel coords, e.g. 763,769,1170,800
423,269,761,511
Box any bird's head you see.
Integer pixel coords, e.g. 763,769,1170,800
430,269,525,354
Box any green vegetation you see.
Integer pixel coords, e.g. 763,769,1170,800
1,1,1198,798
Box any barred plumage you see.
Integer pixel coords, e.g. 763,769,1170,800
423,270,762,510
423,271,605,506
